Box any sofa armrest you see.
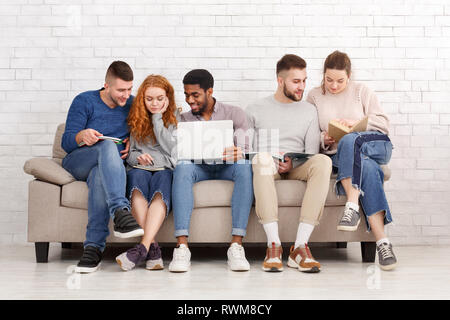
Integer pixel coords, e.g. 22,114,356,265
23,157,75,185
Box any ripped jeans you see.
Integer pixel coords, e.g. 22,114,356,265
172,160,253,238
126,168,173,217
331,131,393,231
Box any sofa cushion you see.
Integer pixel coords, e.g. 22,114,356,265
53,123,67,160
61,181,89,210
192,179,347,207
24,157,75,185
60,166,390,209
60,179,347,210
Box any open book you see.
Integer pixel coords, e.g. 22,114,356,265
78,136,124,147
245,152,313,162
328,116,368,142
132,164,165,172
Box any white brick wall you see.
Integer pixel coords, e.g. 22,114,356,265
1,0,449,245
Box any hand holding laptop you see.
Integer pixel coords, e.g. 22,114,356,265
222,146,244,162
277,155,293,174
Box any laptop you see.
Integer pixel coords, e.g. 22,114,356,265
177,120,234,163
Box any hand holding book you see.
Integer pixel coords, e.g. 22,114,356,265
76,128,102,147
245,152,313,162
77,132,124,147
328,116,368,143
339,119,360,127
323,131,335,146
323,119,357,146
277,155,292,174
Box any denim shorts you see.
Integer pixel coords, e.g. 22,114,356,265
126,168,173,216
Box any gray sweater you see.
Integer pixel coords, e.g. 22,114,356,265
246,95,321,167
126,110,180,170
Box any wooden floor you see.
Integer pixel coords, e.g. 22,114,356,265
1,242,449,300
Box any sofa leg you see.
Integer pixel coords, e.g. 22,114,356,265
336,242,347,248
61,242,72,249
361,242,376,263
35,242,49,263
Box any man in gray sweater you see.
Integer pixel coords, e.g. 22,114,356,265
246,54,332,273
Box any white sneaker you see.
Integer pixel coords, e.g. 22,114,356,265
227,243,250,271
168,244,191,273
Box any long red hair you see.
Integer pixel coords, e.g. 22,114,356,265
128,75,178,144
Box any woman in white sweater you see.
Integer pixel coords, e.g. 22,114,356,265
307,51,397,271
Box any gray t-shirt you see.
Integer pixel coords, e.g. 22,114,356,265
246,95,320,167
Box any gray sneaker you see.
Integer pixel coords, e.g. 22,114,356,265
377,242,397,271
337,205,361,231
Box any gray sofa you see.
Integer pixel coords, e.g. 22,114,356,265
24,124,390,263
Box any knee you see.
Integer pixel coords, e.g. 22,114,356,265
338,132,358,149
174,162,195,181
127,168,149,184
161,169,174,179
362,159,383,180
310,154,332,175
251,152,273,168
98,140,122,162
98,139,118,152
233,162,253,180
153,169,173,184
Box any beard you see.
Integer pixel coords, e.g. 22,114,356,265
109,94,127,107
191,100,209,116
283,84,303,102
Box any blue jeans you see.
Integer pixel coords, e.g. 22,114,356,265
172,160,254,238
331,131,393,231
126,168,173,217
62,140,130,251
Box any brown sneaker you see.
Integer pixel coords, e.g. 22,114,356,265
287,244,321,273
262,242,283,272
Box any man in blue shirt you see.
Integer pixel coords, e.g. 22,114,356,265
62,61,144,273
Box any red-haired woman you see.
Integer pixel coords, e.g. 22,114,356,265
116,75,179,271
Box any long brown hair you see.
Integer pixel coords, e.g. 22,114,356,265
128,75,178,144
321,51,352,94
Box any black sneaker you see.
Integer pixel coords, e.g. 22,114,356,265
113,208,144,238
75,246,102,273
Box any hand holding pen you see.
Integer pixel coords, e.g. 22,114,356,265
137,153,154,166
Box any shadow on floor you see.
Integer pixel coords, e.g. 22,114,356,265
58,242,353,263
